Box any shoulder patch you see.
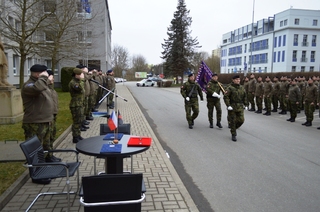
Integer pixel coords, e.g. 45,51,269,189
25,83,34,87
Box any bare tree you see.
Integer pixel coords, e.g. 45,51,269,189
205,54,220,74
0,0,54,87
190,51,209,73
131,54,148,73
111,44,129,77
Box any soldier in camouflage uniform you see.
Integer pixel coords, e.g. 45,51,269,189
279,76,288,114
254,76,264,113
180,73,204,129
69,68,85,143
271,76,280,112
206,73,223,128
223,75,248,142
263,76,273,116
243,76,249,96
298,76,306,112
21,64,56,165
106,69,116,109
248,74,256,111
287,78,301,122
302,77,318,126
47,70,61,162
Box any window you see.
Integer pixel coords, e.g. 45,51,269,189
294,18,300,25
293,34,298,46
278,36,281,47
27,58,32,75
283,35,286,46
301,51,307,62
311,51,315,62
15,20,21,31
312,35,316,46
302,35,308,46
277,51,280,62
313,19,318,26
292,50,297,62
45,60,52,69
292,66,296,72
284,19,288,26
13,55,19,75
43,0,56,13
274,37,277,48
45,31,55,42
282,51,285,62
301,66,305,72
244,44,247,53
280,21,283,27
310,66,314,72
273,52,276,63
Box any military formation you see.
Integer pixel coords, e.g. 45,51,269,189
69,65,115,143
21,64,115,177
181,72,320,142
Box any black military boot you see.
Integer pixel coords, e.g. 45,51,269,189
80,127,87,131
272,109,277,112
73,136,80,143
286,117,293,121
290,118,295,122
231,135,237,142
86,116,94,121
216,122,223,128
263,112,271,116
83,120,90,125
209,123,213,128
302,121,308,125
305,121,312,127
189,124,193,129
82,124,89,129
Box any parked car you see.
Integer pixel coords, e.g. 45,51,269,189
114,77,124,83
136,79,154,87
148,77,163,82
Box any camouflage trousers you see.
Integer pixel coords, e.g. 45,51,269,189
272,94,279,110
304,101,316,122
248,92,255,109
22,122,52,158
88,92,97,116
207,100,222,124
107,92,114,106
184,101,199,125
70,106,83,137
288,101,299,119
83,96,89,119
255,96,263,111
279,94,287,111
264,95,272,112
227,109,244,136
50,114,57,149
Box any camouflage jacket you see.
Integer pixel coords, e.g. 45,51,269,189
106,74,115,90
21,75,54,123
271,81,280,96
304,83,318,103
264,81,273,97
206,79,222,102
288,84,301,102
49,84,58,115
223,82,248,111
248,78,256,93
69,77,85,107
180,80,203,103
255,81,264,97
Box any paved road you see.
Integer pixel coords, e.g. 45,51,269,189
126,81,320,212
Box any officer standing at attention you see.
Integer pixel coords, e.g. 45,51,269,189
106,69,116,109
248,74,256,111
69,68,85,143
254,76,264,114
21,64,56,163
302,77,318,126
180,73,204,129
206,73,223,128
263,76,273,116
287,78,301,122
271,76,280,112
223,75,248,142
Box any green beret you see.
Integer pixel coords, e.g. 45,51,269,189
73,68,83,75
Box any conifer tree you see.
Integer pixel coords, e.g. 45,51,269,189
161,0,200,83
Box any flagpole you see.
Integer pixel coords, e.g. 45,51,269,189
113,89,118,144
249,0,255,75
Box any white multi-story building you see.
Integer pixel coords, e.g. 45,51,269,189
220,8,320,74
0,0,112,86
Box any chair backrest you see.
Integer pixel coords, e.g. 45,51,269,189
19,135,45,177
82,173,143,212
99,123,131,135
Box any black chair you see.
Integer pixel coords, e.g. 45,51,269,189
80,173,146,212
95,123,132,174
20,135,81,212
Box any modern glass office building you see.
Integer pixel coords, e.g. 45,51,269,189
220,9,320,74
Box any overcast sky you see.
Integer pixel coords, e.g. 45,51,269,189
108,0,320,65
